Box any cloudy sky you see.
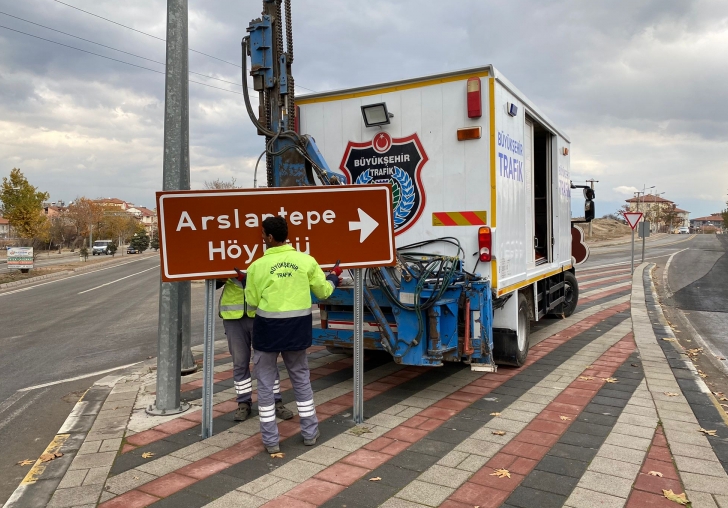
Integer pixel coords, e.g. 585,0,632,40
0,0,726,218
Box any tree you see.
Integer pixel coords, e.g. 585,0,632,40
150,230,159,251
65,197,104,246
662,204,681,233
204,177,237,189
108,242,118,257
121,216,140,245
722,197,728,227
0,168,49,244
130,228,150,252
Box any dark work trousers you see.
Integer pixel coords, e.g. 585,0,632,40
253,349,318,447
222,317,282,405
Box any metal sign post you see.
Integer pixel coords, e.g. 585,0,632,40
623,212,643,274
353,269,364,424
201,279,216,438
639,221,651,263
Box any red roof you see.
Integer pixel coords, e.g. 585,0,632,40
94,198,127,205
625,195,674,204
673,207,689,213
693,214,724,222
136,207,156,217
0,217,8,225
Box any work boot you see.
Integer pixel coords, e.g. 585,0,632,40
234,402,251,422
266,443,280,454
275,401,294,420
303,429,320,446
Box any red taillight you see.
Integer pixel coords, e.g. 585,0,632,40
478,226,491,262
467,77,482,118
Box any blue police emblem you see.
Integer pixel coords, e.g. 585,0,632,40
340,132,428,235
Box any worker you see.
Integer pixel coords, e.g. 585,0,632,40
245,216,341,453
217,272,293,422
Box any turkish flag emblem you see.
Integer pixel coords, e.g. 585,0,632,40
373,132,392,153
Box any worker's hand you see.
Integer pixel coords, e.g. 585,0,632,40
326,273,341,288
330,260,342,277
234,267,246,286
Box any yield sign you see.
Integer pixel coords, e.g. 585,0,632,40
623,212,643,230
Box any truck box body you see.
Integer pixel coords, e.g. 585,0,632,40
297,65,576,366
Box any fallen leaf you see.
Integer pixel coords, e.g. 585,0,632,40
717,357,726,361
579,376,594,381
368,477,382,482
39,452,63,463
490,412,501,417
664,392,680,397
699,428,717,436
490,468,511,479
603,377,618,383
631,363,640,367
699,372,708,378
349,426,372,436
560,416,571,421
16,459,34,466
141,452,154,459
720,397,728,402
491,431,506,436
662,489,689,505
270,452,285,458
648,471,664,477
584,365,594,369
662,338,677,342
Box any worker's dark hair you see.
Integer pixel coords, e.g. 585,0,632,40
262,216,288,242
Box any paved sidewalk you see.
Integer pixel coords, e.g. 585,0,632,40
5,263,728,508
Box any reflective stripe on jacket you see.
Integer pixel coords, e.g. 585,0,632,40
218,278,254,320
245,244,334,352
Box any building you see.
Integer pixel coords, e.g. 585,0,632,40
127,206,158,234
94,198,129,211
625,195,689,232
0,217,9,238
690,213,724,232
43,205,63,218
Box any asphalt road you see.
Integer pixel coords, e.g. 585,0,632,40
0,254,226,503
666,234,728,362
581,232,697,270
0,249,137,273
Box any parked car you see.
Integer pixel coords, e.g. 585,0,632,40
678,227,690,234
127,246,139,254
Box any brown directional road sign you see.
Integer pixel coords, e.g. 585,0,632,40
156,185,395,282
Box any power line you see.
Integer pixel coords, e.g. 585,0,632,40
50,0,318,93
0,10,250,90
0,24,247,97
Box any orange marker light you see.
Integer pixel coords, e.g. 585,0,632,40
457,127,482,141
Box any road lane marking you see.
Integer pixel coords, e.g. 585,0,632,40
77,265,157,294
662,247,690,298
0,388,48,433
0,391,26,417
18,363,141,392
0,256,158,296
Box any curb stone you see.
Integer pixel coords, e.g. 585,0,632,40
2,361,156,508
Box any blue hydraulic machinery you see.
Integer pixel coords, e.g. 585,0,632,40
243,1,496,370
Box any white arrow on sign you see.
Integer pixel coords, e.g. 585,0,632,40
623,212,643,230
349,208,379,243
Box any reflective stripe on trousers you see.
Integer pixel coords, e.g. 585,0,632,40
253,349,318,447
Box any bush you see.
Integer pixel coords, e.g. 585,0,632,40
108,243,118,257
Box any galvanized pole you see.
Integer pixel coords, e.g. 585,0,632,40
353,269,364,424
631,228,635,274
147,0,190,416
201,279,216,438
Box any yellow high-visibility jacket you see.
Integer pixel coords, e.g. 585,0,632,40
245,245,334,352
218,278,255,320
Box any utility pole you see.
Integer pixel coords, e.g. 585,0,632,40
586,179,598,237
148,0,191,416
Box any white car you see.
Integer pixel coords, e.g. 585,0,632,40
678,227,690,234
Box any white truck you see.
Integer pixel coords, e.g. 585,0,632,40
92,240,113,256
296,65,594,369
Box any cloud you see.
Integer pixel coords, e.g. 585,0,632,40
0,0,725,218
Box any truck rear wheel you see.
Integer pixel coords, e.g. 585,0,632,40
562,271,578,317
493,293,530,367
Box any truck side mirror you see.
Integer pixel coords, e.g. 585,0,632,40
584,188,595,222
